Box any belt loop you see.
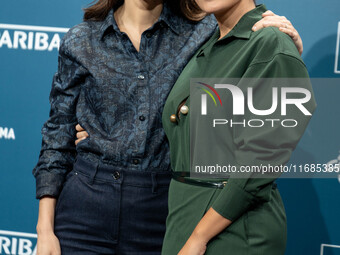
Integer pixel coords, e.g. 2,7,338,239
151,172,157,194
89,161,99,185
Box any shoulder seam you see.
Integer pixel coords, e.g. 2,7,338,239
249,26,303,67
248,52,306,69
62,22,93,49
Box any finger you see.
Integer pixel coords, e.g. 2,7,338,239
76,131,89,139
262,15,291,23
252,20,265,31
262,10,275,17
75,137,86,146
253,20,289,31
284,19,292,26
278,16,293,27
279,27,298,41
75,124,84,131
282,23,293,30
254,14,289,31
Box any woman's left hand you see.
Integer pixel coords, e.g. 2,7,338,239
178,233,207,255
252,10,303,55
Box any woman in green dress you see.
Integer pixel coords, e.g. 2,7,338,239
161,0,316,254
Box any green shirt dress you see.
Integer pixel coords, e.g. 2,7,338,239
161,5,316,255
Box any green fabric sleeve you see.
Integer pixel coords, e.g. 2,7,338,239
211,53,317,221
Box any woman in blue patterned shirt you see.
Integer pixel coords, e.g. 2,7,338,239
33,0,303,254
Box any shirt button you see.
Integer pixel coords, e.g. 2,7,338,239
180,105,189,115
170,114,177,123
138,74,145,80
132,159,140,165
139,115,146,121
145,32,152,38
112,171,120,180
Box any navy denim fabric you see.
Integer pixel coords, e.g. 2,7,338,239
54,155,172,254
32,4,217,198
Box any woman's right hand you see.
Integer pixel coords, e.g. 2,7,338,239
36,231,61,255
75,124,89,145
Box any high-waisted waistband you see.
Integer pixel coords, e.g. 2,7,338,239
73,155,172,187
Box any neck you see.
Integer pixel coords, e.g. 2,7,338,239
215,0,255,39
116,0,163,33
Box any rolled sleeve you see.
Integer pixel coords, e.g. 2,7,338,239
212,181,259,221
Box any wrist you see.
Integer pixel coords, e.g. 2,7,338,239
191,228,210,245
36,222,54,235
37,196,56,235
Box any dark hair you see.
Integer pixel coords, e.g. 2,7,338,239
83,0,120,21
178,0,205,21
83,0,205,22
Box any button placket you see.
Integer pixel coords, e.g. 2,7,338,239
135,67,149,163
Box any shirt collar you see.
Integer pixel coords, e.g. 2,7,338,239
158,2,183,35
218,4,267,41
99,6,120,40
100,2,183,40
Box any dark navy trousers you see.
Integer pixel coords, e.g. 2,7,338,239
54,155,171,254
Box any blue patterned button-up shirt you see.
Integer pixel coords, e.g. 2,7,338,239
32,4,217,199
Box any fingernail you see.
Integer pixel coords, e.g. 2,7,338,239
252,26,257,31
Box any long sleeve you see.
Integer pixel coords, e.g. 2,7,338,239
211,53,317,221
32,37,87,199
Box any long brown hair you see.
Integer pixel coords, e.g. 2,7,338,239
179,0,205,21
83,0,205,22
84,0,120,21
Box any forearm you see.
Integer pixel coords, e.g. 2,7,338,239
36,196,57,234
191,207,232,244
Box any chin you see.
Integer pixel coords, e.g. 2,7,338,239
196,1,235,14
